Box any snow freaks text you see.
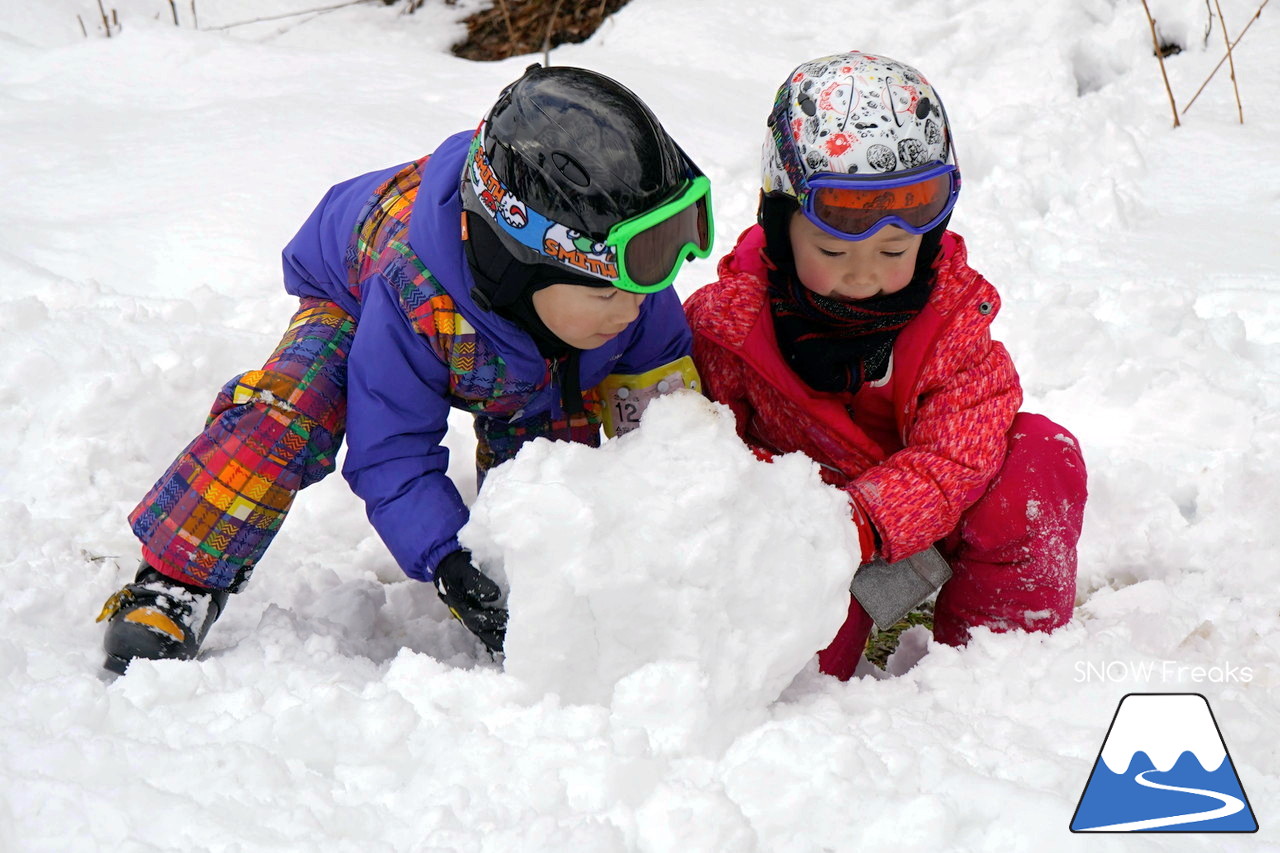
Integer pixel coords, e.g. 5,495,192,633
1074,660,1254,684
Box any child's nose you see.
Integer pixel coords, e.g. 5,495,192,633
842,268,876,293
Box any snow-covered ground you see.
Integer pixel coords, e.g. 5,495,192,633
2,0,1278,849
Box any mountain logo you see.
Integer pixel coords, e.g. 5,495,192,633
1071,693,1258,832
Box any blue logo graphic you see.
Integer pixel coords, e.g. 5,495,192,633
1071,693,1258,832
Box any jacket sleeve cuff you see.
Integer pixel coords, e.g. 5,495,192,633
413,538,466,582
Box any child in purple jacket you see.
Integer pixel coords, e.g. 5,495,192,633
96,65,715,672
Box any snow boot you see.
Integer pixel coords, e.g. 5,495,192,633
97,563,229,674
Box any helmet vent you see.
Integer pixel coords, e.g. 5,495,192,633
552,151,590,188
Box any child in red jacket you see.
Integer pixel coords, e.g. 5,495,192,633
684,52,1087,679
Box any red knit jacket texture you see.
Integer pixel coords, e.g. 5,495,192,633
684,225,1023,562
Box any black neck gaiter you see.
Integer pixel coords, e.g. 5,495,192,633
464,213,589,415
769,274,931,394
496,293,584,416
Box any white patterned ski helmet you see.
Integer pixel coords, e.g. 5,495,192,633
763,51,957,199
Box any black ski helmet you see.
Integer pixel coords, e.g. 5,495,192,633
461,64,699,308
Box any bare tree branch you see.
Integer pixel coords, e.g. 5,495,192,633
1183,0,1269,114
1139,0,1180,127
1213,0,1245,122
98,0,113,38
494,0,518,56
206,0,379,32
543,0,566,66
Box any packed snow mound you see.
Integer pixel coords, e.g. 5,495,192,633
462,392,858,745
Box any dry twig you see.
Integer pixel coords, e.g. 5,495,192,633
1213,0,1245,122
452,0,631,62
98,0,113,37
494,0,518,57
207,0,378,31
1139,0,1181,127
543,0,566,66
1183,0,1269,114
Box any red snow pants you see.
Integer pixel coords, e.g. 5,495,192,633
817,412,1088,680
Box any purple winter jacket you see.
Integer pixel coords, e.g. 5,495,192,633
279,130,693,581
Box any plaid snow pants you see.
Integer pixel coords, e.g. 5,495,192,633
129,297,602,591
129,298,354,591
818,412,1089,679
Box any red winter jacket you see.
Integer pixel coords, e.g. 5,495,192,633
684,226,1022,561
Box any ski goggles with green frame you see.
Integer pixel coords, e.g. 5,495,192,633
606,173,714,293
464,130,714,294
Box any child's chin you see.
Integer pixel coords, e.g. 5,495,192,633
824,291,881,303
584,331,621,348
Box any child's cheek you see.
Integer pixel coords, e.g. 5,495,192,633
794,254,828,296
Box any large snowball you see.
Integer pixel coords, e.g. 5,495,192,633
460,393,859,747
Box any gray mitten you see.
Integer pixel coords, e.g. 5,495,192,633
849,545,952,630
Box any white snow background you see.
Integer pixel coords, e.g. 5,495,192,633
2,0,1278,850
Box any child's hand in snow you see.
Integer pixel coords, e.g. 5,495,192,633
434,550,507,654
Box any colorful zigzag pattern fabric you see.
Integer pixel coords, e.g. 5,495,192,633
129,298,354,590
130,159,603,590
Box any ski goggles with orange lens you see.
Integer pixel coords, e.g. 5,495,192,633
800,162,960,241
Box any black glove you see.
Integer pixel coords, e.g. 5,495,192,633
433,550,507,654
